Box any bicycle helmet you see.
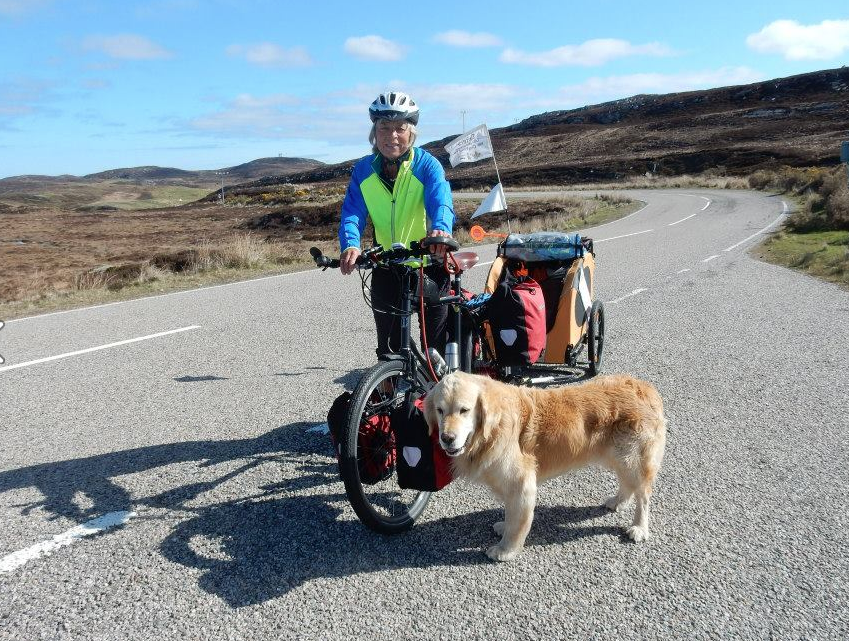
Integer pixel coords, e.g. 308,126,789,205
369,91,420,125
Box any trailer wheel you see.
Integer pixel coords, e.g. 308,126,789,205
587,301,605,376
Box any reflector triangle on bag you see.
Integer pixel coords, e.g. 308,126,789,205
403,446,422,467
500,329,518,346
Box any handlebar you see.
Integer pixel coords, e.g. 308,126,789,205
309,236,461,271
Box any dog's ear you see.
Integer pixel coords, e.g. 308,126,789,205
423,386,438,436
476,379,501,440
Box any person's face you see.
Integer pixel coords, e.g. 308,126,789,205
375,120,412,160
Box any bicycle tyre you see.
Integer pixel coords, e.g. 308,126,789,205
341,359,432,534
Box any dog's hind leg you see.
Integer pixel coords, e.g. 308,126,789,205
487,474,537,562
626,433,664,542
604,483,634,512
604,463,635,512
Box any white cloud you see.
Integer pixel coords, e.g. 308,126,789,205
433,30,503,48
344,35,406,61
134,0,198,19
0,78,55,124
546,67,764,110
746,19,849,61
82,79,111,90
190,93,325,139
226,43,314,67
411,83,522,111
500,38,674,67
184,66,765,154
408,68,764,119
0,0,51,16
231,93,300,109
82,34,173,60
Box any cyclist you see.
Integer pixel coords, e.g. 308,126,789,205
338,91,456,359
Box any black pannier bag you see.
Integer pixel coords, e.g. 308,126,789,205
390,395,453,492
326,391,396,485
486,273,547,366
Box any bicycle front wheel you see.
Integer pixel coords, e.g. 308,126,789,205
341,359,431,534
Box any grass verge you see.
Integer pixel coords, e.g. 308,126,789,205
454,196,639,244
0,235,338,320
0,195,639,321
756,229,849,290
750,165,849,290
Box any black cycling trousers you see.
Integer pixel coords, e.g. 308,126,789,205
370,264,450,359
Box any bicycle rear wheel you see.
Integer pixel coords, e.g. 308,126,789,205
341,359,431,534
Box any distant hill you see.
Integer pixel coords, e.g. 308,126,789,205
83,166,198,182
247,66,849,190
0,156,326,211
81,157,324,184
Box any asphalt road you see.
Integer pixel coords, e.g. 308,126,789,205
1,189,847,640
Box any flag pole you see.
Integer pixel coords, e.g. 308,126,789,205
484,126,511,233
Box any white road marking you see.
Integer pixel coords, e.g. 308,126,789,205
723,207,788,252
668,213,697,226
677,268,691,274
6,268,321,324
581,201,649,230
655,193,711,206
474,260,494,268
609,288,648,304
307,423,330,435
595,229,654,243
0,326,201,373
702,255,720,263
528,376,557,384
0,511,136,574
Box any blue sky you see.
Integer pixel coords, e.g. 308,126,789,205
1,0,847,178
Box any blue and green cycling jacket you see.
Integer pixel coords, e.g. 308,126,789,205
338,147,454,253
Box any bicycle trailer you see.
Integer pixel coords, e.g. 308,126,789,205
483,231,598,366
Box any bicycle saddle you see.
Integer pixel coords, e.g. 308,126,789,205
450,251,479,272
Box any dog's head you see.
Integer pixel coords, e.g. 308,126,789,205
423,371,501,457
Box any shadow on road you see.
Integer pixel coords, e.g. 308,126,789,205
0,420,326,523
159,498,621,607
0,418,621,607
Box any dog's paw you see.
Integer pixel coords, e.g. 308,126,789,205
626,525,650,542
492,521,505,536
605,496,625,512
486,543,519,562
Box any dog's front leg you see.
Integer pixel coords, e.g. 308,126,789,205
487,475,536,562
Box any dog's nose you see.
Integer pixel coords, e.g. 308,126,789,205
440,433,456,447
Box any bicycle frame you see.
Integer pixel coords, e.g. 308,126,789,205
385,261,468,389
309,241,477,381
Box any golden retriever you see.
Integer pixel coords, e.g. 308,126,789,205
423,371,667,562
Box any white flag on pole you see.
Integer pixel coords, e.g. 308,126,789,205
444,124,493,167
471,183,507,218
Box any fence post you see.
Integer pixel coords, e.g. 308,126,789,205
842,142,849,187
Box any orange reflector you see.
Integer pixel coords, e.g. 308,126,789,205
470,225,486,241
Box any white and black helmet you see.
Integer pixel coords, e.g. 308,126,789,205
369,91,419,125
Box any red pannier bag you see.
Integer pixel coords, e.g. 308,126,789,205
487,275,546,366
326,391,396,485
